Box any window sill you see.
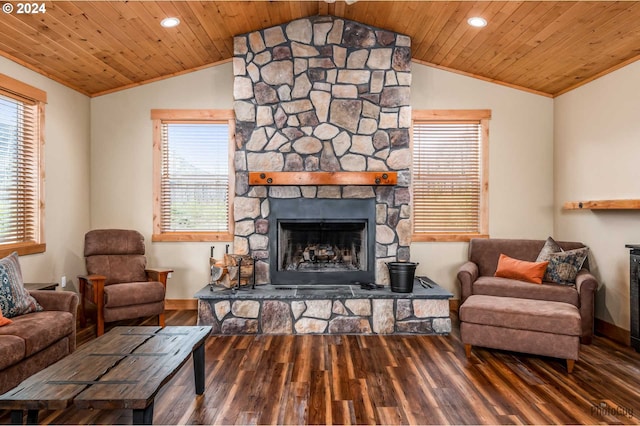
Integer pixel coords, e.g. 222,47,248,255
152,233,233,242
412,234,489,243
0,242,46,258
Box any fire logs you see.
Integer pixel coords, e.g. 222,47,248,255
211,254,255,288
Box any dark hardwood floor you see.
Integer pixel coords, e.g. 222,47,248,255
3,310,640,425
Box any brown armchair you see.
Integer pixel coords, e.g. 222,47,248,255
78,229,172,336
457,238,598,344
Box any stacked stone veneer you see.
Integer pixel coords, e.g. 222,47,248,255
198,297,451,335
232,16,412,285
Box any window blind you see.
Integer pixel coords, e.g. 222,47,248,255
413,122,482,234
0,93,39,245
160,122,229,232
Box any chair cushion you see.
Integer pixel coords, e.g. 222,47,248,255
0,252,43,318
84,229,146,256
86,255,148,285
0,310,74,357
460,294,581,336
469,238,588,277
472,276,580,307
104,301,164,323
104,281,165,308
0,335,25,369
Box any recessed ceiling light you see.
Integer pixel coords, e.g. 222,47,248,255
160,17,180,28
467,17,487,28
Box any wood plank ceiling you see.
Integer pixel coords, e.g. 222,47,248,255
1,1,639,98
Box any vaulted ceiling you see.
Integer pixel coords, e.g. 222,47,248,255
1,1,639,98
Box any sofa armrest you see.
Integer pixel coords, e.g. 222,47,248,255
30,290,78,315
30,290,78,352
575,268,598,344
575,268,598,294
457,261,479,304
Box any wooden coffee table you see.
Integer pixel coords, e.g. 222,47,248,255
0,325,211,425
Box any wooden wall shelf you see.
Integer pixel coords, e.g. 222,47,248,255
249,171,398,186
563,199,640,210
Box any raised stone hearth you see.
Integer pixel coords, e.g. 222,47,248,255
195,280,452,335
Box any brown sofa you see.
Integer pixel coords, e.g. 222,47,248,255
0,290,78,395
457,238,598,344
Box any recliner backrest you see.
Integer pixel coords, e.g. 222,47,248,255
84,229,148,285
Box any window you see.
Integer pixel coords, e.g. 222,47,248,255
0,74,46,257
412,110,490,242
151,110,234,242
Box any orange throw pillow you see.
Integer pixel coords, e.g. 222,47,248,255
0,309,12,327
494,254,549,284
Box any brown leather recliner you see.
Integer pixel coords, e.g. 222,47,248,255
78,229,172,336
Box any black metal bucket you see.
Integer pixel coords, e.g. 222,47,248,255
387,262,418,293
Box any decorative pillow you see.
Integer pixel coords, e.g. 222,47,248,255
0,309,12,326
494,254,549,284
536,236,563,262
544,247,589,285
0,252,43,318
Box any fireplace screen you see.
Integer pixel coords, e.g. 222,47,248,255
269,198,376,285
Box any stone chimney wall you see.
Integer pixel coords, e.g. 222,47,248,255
232,16,412,285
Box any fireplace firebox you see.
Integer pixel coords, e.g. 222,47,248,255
269,198,376,285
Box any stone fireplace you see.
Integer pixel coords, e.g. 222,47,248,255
197,16,452,336
232,15,411,286
269,197,376,285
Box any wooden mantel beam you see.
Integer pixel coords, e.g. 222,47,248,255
249,171,398,186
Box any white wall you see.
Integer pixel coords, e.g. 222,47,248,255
410,64,555,297
555,61,640,330
0,57,91,290
90,64,234,299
